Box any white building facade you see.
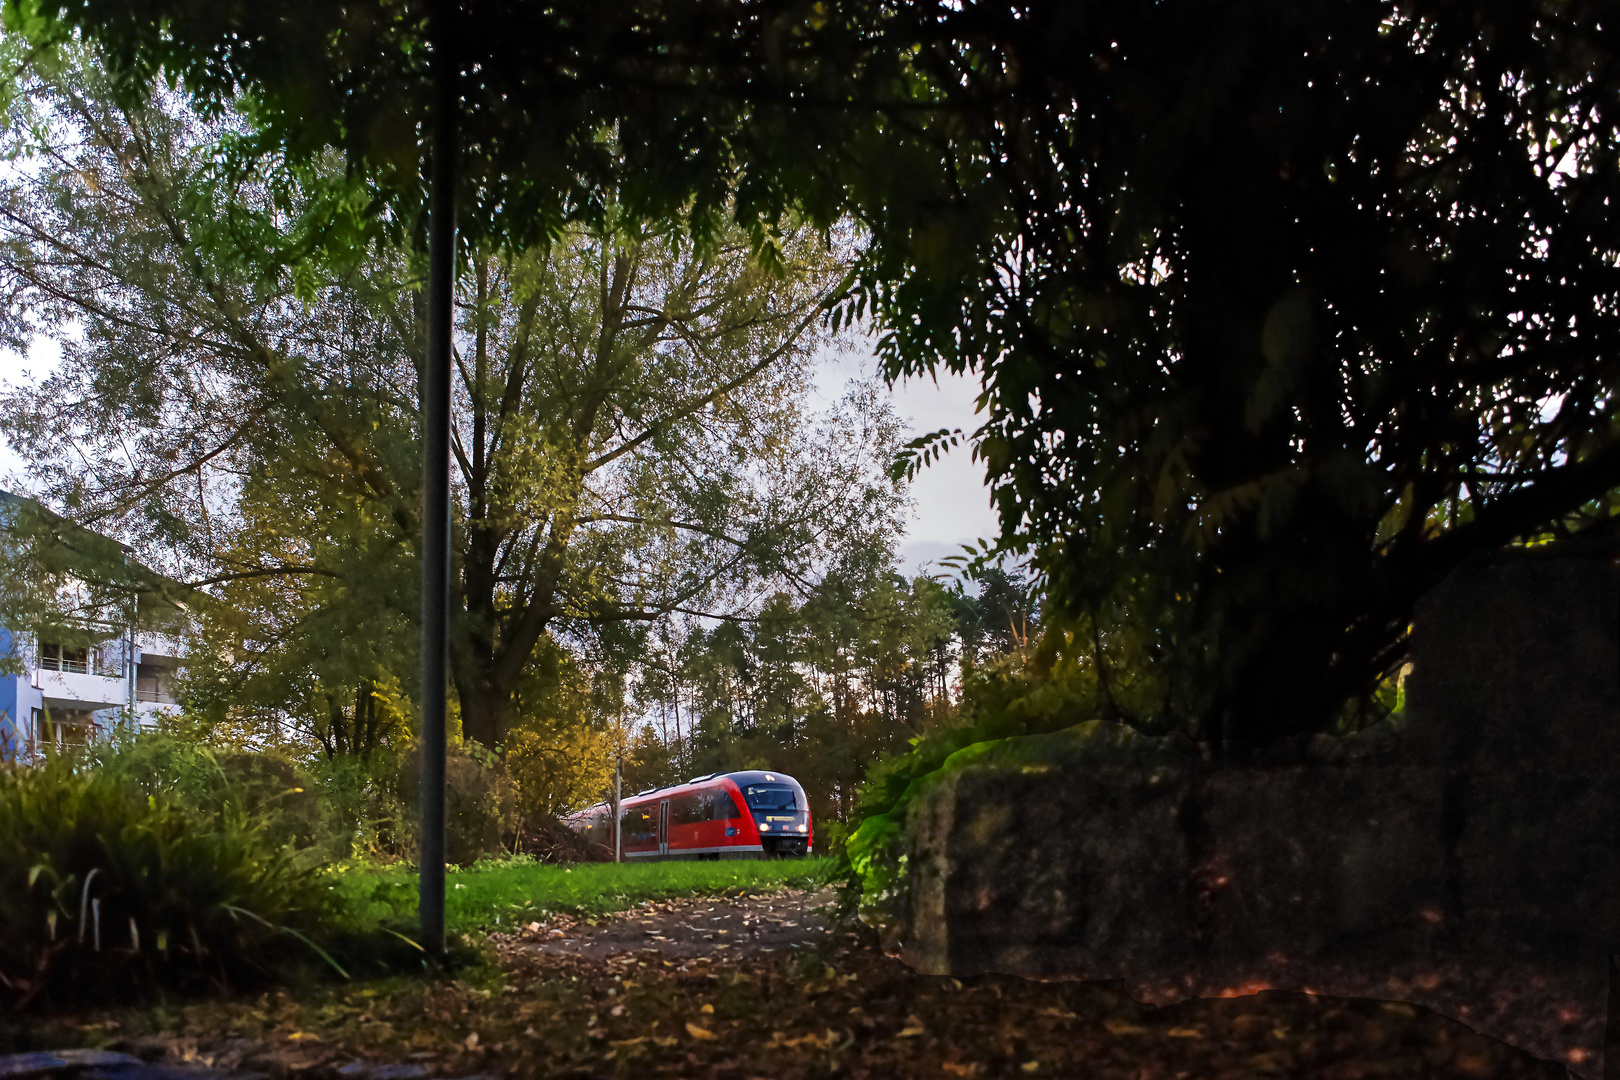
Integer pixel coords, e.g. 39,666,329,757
0,625,185,760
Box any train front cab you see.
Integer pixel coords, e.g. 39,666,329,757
729,770,812,858
619,770,812,861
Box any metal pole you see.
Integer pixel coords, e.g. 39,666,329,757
418,0,458,957
613,757,622,864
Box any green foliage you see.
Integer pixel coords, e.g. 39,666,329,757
635,563,972,831
395,739,519,868
0,749,370,1011
0,44,894,777
831,0,1620,742
835,609,1164,924
89,735,334,857
0,0,885,268
31,0,1614,749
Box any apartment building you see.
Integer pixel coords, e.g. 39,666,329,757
0,493,191,761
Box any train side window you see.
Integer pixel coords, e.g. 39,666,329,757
715,792,740,820
625,806,655,844
672,794,703,825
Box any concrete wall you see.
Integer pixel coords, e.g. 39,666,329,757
897,539,1619,1077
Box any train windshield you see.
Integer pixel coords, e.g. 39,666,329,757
742,783,798,811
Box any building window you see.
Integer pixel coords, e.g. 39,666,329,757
136,661,175,703
39,642,89,674
39,641,125,677
37,708,95,748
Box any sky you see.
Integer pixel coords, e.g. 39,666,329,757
0,337,1001,577
809,345,999,575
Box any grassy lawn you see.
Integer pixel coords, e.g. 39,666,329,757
340,856,835,936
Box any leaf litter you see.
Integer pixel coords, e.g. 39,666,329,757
2,887,1569,1079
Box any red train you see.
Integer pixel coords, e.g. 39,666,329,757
563,770,812,860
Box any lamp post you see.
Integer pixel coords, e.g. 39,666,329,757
418,0,459,957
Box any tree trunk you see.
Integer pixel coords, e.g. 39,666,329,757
457,674,507,749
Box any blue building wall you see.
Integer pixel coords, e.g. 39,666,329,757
0,626,19,760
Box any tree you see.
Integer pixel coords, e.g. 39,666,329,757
632,555,965,829
0,46,892,760
847,0,1620,743
27,0,1600,747
948,567,1039,668
3,0,885,262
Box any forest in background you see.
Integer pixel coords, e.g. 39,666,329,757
1,0,1612,849
0,38,1046,847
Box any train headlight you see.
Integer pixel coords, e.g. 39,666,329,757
797,824,808,832
759,822,770,831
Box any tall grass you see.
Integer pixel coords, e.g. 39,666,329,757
0,750,382,1011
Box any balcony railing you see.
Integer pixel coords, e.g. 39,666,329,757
39,643,125,678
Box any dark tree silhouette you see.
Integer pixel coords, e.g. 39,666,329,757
27,0,1620,744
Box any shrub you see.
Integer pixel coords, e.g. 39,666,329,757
396,739,519,866
510,810,611,863
0,751,365,1011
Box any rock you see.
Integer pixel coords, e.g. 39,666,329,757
896,538,1620,1078
335,1066,428,1080
0,1053,144,1079
0,1053,269,1080
0,1055,142,1080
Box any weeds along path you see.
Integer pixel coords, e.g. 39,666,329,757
2,883,1571,1080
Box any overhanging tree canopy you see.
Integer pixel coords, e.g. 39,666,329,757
858,0,1620,743
15,0,1618,750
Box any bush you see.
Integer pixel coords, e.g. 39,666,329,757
510,810,611,863
396,739,519,866
0,751,362,1011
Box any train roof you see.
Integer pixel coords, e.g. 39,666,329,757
721,770,806,788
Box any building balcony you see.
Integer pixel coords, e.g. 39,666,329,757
38,668,128,711
134,631,185,663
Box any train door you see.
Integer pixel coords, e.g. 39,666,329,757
658,799,670,857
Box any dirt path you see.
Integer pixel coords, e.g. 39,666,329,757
497,887,837,964
5,888,1575,1080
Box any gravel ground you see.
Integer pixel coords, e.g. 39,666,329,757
496,887,837,963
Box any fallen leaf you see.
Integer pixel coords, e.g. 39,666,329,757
1167,1027,1203,1038
942,1064,981,1077
1104,1019,1148,1036
782,1032,830,1049
897,1026,926,1039
686,1022,719,1041
1021,1063,1041,1074
1038,1008,1077,1020
464,1032,479,1051
701,1003,714,1014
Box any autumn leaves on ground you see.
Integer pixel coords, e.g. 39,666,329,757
5,881,1565,1080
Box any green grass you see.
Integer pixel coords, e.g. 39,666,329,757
343,857,835,935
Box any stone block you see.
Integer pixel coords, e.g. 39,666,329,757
894,540,1620,1077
